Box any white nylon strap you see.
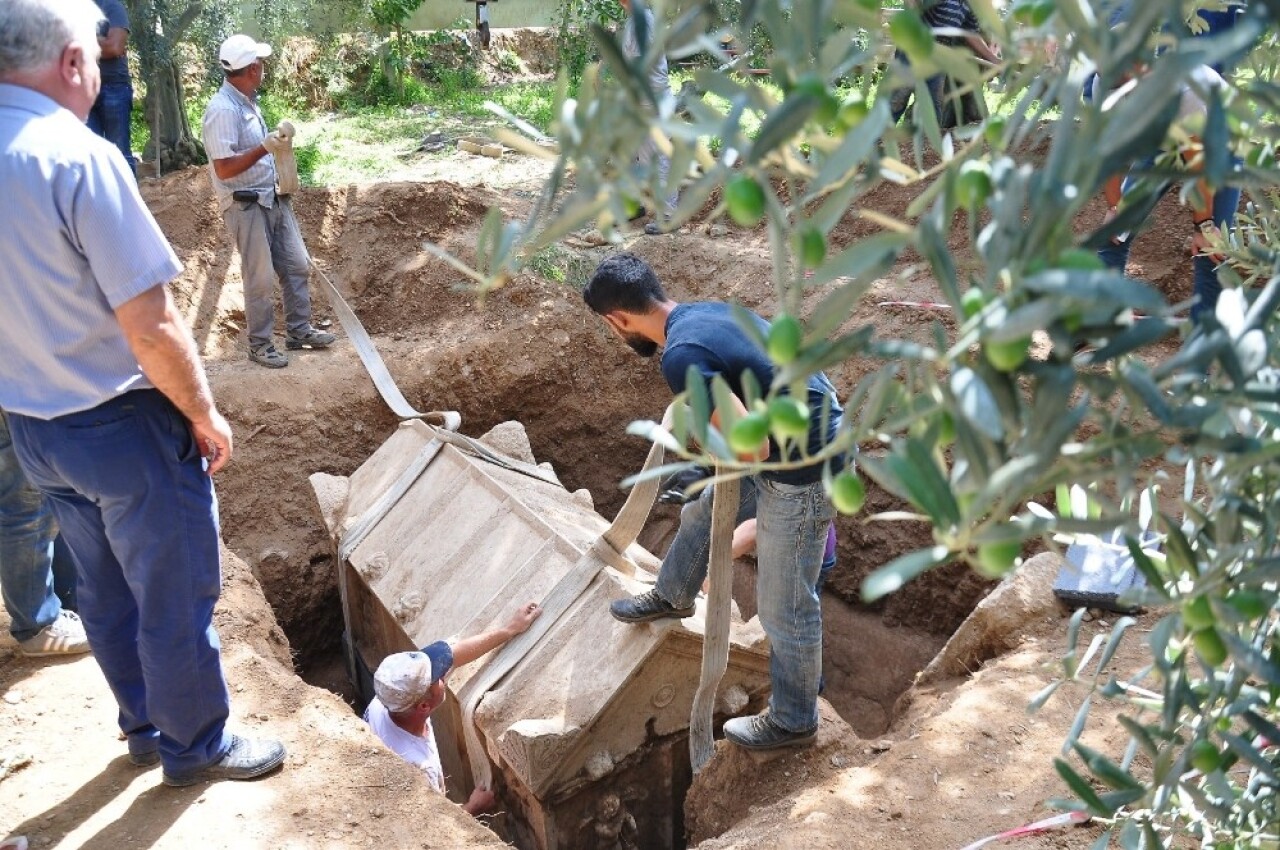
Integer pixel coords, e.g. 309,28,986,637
689,471,739,774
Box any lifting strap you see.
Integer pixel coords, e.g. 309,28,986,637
689,472,738,774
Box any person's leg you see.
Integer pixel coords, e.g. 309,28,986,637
1191,184,1243,323
97,81,136,176
0,412,64,642
9,392,231,775
51,534,76,612
636,139,677,223
223,205,279,351
886,51,914,125
748,476,832,734
933,74,958,131
1096,234,1132,273
653,478,758,609
815,522,836,595
270,201,316,338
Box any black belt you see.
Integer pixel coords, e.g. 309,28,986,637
231,189,288,207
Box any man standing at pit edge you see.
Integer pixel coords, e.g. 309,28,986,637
86,0,133,174
201,33,334,369
583,253,842,751
0,0,284,786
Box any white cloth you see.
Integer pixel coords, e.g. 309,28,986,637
364,697,445,793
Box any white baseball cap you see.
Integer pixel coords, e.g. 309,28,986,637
219,34,272,71
372,642,454,713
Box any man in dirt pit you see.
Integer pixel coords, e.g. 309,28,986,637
0,0,284,786
201,33,335,369
584,253,843,751
365,601,541,815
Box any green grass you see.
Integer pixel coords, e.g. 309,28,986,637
293,80,558,185
129,78,558,186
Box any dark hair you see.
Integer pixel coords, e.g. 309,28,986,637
225,62,256,79
582,253,667,315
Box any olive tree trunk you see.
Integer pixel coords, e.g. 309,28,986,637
127,0,205,171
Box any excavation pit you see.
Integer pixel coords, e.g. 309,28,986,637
147,172,995,847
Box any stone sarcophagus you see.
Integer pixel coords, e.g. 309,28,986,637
311,419,771,850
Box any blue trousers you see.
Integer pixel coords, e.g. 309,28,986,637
1097,179,1241,322
87,81,136,176
9,390,230,774
0,411,76,641
658,474,835,734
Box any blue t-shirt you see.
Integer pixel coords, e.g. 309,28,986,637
660,302,842,485
94,0,130,86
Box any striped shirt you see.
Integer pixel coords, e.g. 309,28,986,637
0,84,180,419
923,0,980,45
201,80,276,211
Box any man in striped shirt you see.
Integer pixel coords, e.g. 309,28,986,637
888,0,999,130
0,0,284,786
201,34,334,369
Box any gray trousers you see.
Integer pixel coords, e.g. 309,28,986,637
222,197,313,350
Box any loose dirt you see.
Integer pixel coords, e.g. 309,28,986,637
1,129,1200,849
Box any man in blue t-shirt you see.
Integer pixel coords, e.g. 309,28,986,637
88,0,134,174
583,253,842,751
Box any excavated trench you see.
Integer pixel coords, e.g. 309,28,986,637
210,278,992,740
165,174,999,849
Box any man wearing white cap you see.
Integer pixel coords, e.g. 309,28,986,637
365,601,541,815
200,34,334,369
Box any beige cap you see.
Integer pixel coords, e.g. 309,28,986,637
372,642,453,712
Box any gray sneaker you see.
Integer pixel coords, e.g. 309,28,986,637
609,589,694,624
285,328,336,350
18,610,91,657
249,343,288,369
723,712,817,751
162,734,286,787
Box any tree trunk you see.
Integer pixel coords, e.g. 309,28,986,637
127,0,206,172
140,56,202,171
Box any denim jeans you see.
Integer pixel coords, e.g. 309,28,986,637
0,411,76,641
9,390,231,773
1097,179,1241,323
657,473,835,733
86,81,136,176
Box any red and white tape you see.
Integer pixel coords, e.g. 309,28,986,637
957,811,1090,850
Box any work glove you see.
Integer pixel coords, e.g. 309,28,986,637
262,130,289,156
270,121,301,196
657,466,713,505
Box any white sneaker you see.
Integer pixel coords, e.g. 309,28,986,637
18,611,91,657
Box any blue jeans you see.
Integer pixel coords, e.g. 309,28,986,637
9,390,231,773
657,474,835,733
87,81,136,175
0,411,76,641
1097,166,1241,323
